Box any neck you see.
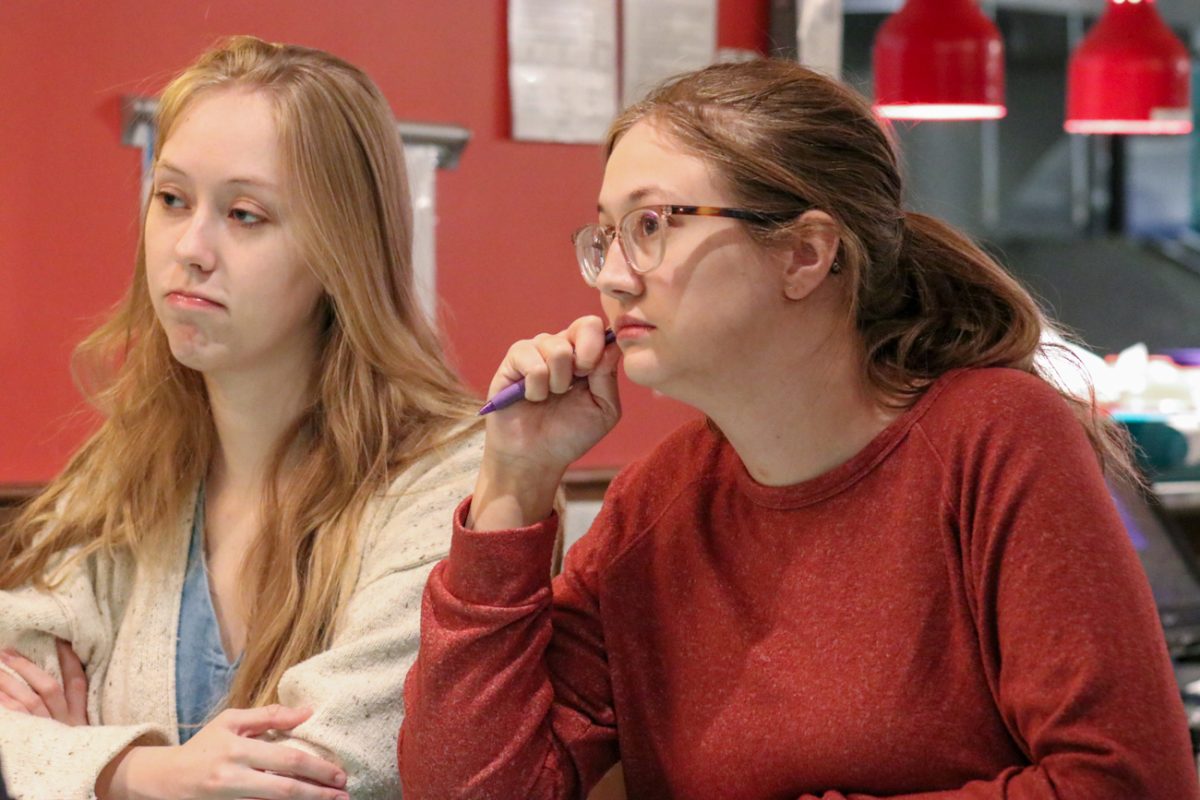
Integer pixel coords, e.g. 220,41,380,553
204,358,314,499
693,327,898,488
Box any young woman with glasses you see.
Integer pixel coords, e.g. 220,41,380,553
400,60,1197,798
0,37,482,799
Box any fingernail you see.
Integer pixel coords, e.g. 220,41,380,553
335,772,346,787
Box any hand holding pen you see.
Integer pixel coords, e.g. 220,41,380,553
480,329,617,414
468,316,622,532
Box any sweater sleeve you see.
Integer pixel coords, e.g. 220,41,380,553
0,551,169,799
797,381,1199,800
263,430,484,800
399,491,620,800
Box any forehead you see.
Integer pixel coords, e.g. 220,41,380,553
598,120,727,213
158,88,282,180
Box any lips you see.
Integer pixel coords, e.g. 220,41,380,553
613,315,655,343
166,290,226,310
614,315,654,333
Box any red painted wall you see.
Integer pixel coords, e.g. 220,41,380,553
0,1,769,483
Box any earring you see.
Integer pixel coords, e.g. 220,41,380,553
830,260,843,274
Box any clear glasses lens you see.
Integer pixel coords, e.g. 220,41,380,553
620,209,666,274
573,208,669,286
574,226,609,285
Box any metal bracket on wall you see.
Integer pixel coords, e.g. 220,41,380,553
119,95,471,170
394,121,471,170
119,96,160,147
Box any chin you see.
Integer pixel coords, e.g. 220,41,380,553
621,351,710,409
160,321,222,372
168,349,213,373
620,353,668,390
165,337,223,373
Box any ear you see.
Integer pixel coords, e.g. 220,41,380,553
780,210,841,301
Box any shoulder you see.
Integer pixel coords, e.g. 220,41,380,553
384,421,486,499
925,367,1073,418
918,367,1084,448
570,417,726,564
358,422,485,576
607,417,725,503
914,367,1103,496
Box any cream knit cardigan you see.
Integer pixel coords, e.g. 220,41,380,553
0,428,484,799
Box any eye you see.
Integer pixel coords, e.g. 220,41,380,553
231,207,265,226
155,190,186,210
632,210,661,239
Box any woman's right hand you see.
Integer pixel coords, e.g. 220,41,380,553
96,705,347,800
470,315,621,531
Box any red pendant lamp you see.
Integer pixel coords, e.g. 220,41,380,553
873,0,1006,121
1065,0,1192,135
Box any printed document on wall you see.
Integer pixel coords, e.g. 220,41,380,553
509,0,618,143
622,0,716,105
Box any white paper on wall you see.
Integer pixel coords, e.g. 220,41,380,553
796,0,843,80
403,143,440,323
622,0,717,105
508,0,618,144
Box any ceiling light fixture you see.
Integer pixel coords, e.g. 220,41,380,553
1065,0,1192,135
873,0,1006,121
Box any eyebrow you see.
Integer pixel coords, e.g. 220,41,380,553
155,160,279,192
597,186,669,215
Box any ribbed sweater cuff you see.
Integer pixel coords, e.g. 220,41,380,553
445,496,559,606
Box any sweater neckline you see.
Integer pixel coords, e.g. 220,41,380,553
733,370,961,509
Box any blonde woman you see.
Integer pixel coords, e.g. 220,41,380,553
0,37,481,799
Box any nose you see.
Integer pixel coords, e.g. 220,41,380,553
594,235,643,300
172,206,217,274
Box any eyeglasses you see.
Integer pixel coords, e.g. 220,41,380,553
571,204,800,287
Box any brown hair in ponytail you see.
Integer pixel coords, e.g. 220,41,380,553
606,58,1134,481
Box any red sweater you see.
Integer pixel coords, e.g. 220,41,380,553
400,369,1198,799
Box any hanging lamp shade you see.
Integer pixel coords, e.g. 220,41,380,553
1065,0,1192,135
872,0,1006,121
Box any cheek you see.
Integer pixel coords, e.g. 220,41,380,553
142,221,173,290
289,264,325,311
263,263,325,324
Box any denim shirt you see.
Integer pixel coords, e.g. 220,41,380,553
175,487,239,744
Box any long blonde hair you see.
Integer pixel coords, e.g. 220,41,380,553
608,59,1135,482
0,36,480,708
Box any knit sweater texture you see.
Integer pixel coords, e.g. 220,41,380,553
0,427,483,799
401,369,1198,799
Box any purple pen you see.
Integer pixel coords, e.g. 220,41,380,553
478,329,617,415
